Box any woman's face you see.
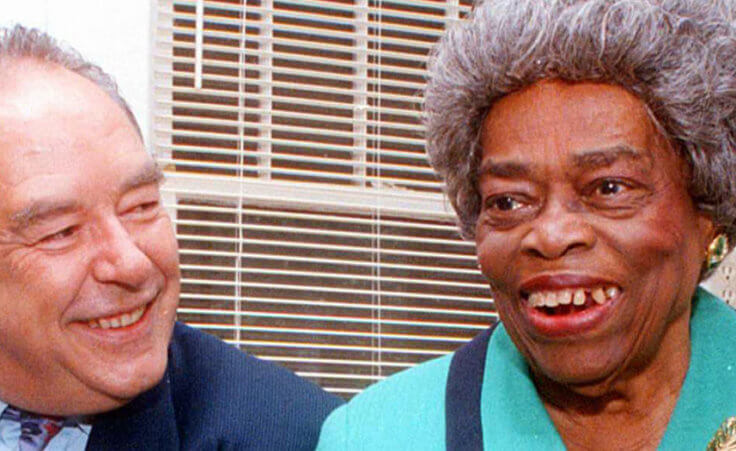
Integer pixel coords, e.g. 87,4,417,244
475,80,714,389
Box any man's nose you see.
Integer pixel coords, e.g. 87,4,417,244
519,199,596,260
91,218,154,289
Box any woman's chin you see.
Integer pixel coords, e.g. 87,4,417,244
529,352,625,396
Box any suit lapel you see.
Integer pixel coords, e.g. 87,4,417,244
445,324,496,451
86,372,179,450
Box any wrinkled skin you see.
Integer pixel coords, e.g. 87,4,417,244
475,80,714,449
0,60,180,415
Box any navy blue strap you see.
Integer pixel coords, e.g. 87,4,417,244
445,324,496,451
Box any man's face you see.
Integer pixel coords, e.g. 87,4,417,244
0,61,180,415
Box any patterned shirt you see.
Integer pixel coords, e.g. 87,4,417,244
0,401,90,450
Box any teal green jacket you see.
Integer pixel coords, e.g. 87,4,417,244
317,289,736,450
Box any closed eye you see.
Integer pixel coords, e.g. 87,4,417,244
133,201,159,212
125,200,160,218
37,225,79,248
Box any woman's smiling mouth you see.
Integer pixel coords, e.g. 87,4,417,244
518,275,623,337
524,285,621,315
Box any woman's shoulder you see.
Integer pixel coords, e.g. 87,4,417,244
317,353,454,451
693,287,736,328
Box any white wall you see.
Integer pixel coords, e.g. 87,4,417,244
0,0,153,147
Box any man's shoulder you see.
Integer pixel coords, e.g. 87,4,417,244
169,322,343,450
317,353,453,451
169,321,319,390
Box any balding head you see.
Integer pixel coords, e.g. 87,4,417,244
0,43,179,416
0,25,143,142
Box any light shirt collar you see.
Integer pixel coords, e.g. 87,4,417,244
0,399,92,450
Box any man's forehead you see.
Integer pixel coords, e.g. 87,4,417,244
0,59,114,124
0,59,155,224
0,59,144,178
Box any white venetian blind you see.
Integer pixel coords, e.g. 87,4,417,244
153,0,493,398
704,253,736,308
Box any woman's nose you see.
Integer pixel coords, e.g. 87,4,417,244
519,200,597,260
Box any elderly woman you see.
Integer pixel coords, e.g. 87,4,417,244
317,0,736,449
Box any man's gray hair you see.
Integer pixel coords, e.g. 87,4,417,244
0,24,143,139
425,0,736,250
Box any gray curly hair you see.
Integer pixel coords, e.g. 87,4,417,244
425,0,736,252
0,24,142,140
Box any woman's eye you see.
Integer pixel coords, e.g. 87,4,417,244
488,195,523,211
596,180,625,196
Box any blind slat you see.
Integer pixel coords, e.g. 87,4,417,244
158,0,487,398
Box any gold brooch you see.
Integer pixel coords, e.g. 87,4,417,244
707,417,736,451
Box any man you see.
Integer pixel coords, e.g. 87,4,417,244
0,25,342,450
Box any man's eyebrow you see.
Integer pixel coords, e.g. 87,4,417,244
9,200,81,232
572,145,651,170
8,162,163,232
120,161,165,193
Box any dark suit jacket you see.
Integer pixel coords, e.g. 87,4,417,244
86,322,343,450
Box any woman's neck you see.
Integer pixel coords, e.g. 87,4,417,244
535,313,691,450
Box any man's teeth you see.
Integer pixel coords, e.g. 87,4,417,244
87,305,146,329
528,286,620,308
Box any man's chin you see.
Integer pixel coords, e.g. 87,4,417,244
104,360,167,398
60,355,170,416
59,316,174,413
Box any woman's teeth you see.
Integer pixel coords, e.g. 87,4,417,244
87,305,146,329
528,286,620,309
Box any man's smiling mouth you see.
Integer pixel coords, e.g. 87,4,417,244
87,305,147,330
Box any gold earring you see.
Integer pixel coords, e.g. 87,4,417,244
706,234,729,271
